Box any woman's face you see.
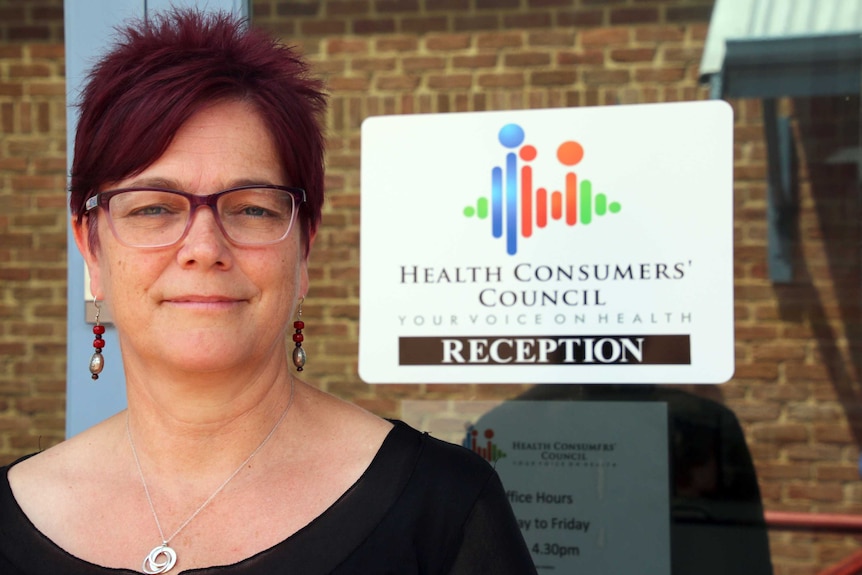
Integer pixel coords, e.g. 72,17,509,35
74,100,310,374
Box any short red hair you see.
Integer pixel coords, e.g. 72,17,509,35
70,9,327,255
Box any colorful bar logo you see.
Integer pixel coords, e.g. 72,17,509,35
462,425,507,462
463,123,622,255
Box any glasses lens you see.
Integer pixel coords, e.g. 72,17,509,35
218,188,296,244
104,188,298,247
108,190,189,247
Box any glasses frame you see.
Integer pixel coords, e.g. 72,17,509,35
85,184,307,248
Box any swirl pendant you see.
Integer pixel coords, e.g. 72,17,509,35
142,543,177,574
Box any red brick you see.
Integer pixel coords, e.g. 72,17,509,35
756,463,812,480
785,364,831,383
751,384,809,402
529,0,573,6
476,32,522,49
558,50,604,66
0,83,24,97
768,539,816,560
376,37,419,52
528,31,574,47
812,424,854,443
353,19,396,34
326,0,371,15
476,0,518,8
558,9,604,27
583,69,630,85
15,397,64,415
786,444,843,462
452,54,497,69
425,34,471,51
667,5,715,23
32,6,63,20
402,56,446,72
376,0,420,13
531,70,577,86
609,7,659,25
735,325,780,340
326,39,369,54
753,344,806,361
300,20,347,36
428,75,472,90
504,13,553,29
33,269,66,282
351,58,396,72
727,402,781,422
326,77,370,91
580,27,629,47
330,304,360,320
787,483,844,502
376,76,421,90
454,15,500,32
664,46,704,63
25,82,65,96
9,26,51,41
427,0,469,9
477,73,525,89
610,48,656,63
505,52,552,67
252,3,273,18
0,269,31,281
275,1,320,16
10,175,58,191
0,6,25,23
635,67,687,83
312,59,347,74
401,17,448,34
751,423,810,443
9,63,52,78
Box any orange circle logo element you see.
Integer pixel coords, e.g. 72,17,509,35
557,141,584,166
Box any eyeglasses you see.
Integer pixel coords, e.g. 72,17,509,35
85,185,306,248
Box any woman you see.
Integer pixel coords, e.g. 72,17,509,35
0,10,536,575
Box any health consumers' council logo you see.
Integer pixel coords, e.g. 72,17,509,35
463,123,622,255
463,425,507,463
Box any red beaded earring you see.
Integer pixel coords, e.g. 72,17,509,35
292,297,306,372
89,298,106,380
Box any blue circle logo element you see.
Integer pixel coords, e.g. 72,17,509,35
498,123,525,148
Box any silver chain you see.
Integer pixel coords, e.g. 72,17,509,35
127,378,295,546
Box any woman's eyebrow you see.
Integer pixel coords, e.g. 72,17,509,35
119,177,281,190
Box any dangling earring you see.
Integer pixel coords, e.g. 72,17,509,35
89,298,106,380
292,297,306,372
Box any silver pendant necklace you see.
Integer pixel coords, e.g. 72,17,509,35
127,379,295,574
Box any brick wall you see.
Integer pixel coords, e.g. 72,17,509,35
1,0,860,573
0,0,67,460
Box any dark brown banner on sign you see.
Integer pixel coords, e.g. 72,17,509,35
399,334,691,366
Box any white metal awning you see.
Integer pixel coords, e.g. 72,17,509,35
699,0,862,283
699,0,862,99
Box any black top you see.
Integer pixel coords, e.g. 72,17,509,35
0,420,537,574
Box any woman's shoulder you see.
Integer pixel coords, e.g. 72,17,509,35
394,420,496,480
7,412,123,484
5,413,126,540
291,382,394,463
297,383,497,497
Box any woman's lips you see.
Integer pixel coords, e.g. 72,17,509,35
164,295,246,309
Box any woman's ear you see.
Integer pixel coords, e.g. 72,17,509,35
71,215,103,300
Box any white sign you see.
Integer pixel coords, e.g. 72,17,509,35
360,101,734,384
403,400,671,574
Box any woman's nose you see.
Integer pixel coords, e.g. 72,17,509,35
176,206,233,267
